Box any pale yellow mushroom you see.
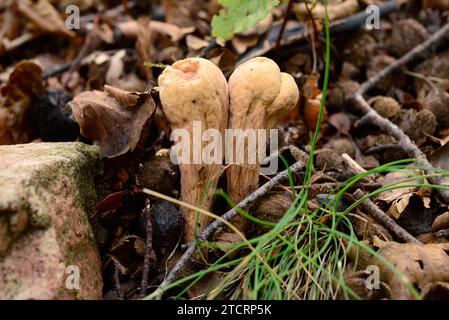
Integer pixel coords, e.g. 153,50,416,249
227,57,299,232
158,58,229,242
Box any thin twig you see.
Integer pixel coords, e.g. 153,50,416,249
341,153,420,243
349,22,449,204
341,153,371,182
140,198,153,298
275,0,293,50
353,189,421,244
357,22,449,95
146,160,305,299
239,0,398,64
62,17,103,86
113,266,124,300
351,95,449,203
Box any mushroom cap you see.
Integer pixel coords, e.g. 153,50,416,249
228,57,299,129
158,57,229,132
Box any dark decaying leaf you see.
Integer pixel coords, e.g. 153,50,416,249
352,238,449,299
0,60,45,144
328,112,352,135
28,88,80,142
16,0,75,38
109,235,154,276
70,85,156,158
430,141,449,171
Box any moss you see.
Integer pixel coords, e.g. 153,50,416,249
23,143,107,248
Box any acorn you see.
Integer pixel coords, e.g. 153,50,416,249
423,87,449,128
389,19,429,57
370,96,401,119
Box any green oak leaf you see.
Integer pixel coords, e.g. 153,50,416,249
211,0,280,40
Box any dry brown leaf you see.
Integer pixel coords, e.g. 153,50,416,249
17,0,75,38
105,50,126,84
186,34,209,51
301,74,327,130
377,171,432,223
328,112,351,135
214,232,241,255
377,171,421,203
430,141,449,171
369,238,449,299
188,271,227,300
432,212,449,232
70,85,156,158
294,0,359,21
231,36,259,55
422,0,449,10
149,21,195,42
387,193,413,219
0,60,44,144
136,17,153,81
208,48,237,74
103,85,141,107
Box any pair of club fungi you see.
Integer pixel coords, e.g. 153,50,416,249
158,57,299,242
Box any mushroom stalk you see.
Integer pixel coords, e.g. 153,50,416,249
158,58,229,242
227,57,299,232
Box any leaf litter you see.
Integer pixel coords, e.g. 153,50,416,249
1,0,449,300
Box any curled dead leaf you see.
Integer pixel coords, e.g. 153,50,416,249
70,85,156,158
301,75,327,130
17,0,75,38
369,238,449,299
0,60,44,144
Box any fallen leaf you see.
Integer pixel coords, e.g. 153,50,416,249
214,232,241,256
231,35,259,55
430,140,449,171
422,0,449,10
95,191,128,219
70,85,156,158
109,235,154,276
377,171,432,229
328,112,351,135
105,50,126,84
432,212,449,232
367,238,449,299
135,17,153,81
16,0,75,38
186,34,209,51
387,193,413,219
149,21,195,42
188,272,227,299
376,171,421,203
301,74,328,130
294,0,359,21
0,60,44,144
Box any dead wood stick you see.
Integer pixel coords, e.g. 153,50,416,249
140,198,153,298
342,153,420,243
357,22,449,95
353,189,421,244
113,266,124,300
239,0,398,64
148,160,305,299
275,0,294,49
351,95,449,203
350,22,449,204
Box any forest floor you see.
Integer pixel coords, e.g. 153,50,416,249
1,0,449,300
